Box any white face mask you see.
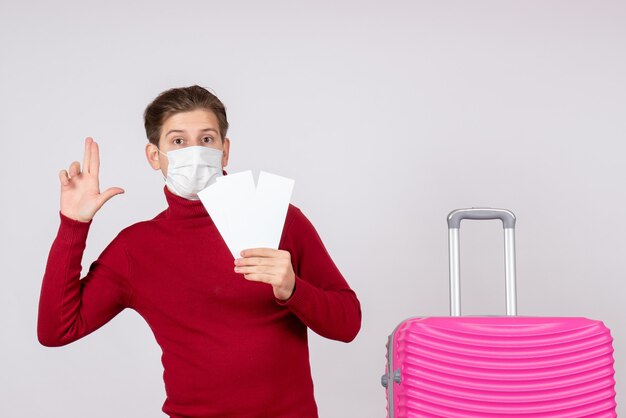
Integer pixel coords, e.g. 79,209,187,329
159,146,224,200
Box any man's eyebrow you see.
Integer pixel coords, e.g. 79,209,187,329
165,128,218,137
165,129,185,137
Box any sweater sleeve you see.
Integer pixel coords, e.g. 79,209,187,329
277,206,361,343
37,212,132,347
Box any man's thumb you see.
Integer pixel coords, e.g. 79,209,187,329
99,187,125,205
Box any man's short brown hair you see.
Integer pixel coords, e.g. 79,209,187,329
144,85,229,146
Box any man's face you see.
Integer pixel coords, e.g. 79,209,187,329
145,109,230,177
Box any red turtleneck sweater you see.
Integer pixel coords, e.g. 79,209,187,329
37,186,361,418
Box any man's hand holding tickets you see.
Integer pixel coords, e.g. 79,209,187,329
234,248,296,301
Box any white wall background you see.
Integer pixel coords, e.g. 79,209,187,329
1,1,625,416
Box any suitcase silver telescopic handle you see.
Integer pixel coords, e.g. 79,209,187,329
447,208,517,317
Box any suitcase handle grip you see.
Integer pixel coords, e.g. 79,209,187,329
447,208,517,316
447,208,516,229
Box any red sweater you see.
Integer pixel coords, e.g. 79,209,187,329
38,186,361,418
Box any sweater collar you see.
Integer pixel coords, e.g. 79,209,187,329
162,170,228,219
163,185,209,219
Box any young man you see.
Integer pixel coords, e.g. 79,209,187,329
38,85,361,418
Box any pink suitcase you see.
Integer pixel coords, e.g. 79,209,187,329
382,208,617,417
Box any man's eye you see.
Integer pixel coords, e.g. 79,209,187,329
202,136,213,143
173,138,184,145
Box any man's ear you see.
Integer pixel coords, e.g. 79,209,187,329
145,143,161,170
221,138,231,168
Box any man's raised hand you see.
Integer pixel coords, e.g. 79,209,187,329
58,137,124,222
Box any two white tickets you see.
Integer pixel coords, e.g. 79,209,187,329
198,171,295,259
